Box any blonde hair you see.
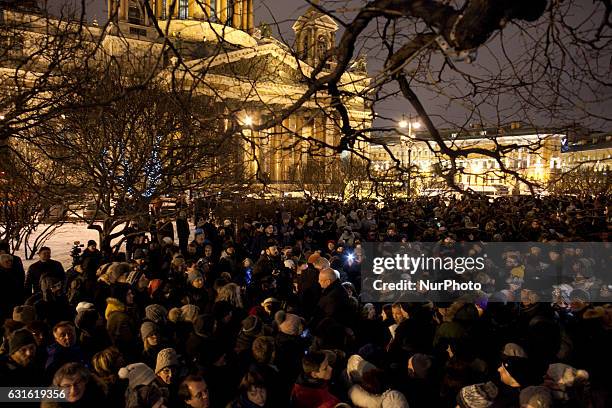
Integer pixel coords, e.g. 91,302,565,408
216,283,243,308
92,347,123,379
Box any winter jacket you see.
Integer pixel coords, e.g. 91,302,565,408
44,342,87,382
315,279,354,327
105,298,138,359
291,375,341,408
25,259,65,294
348,384,409,408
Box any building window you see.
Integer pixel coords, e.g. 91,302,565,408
128,0,144,25
179,0,188,19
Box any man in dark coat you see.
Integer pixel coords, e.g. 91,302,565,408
252,239,282,281
0,253,25,321
79,240,104,280
0,240,25,289
176,210,191,256
314,267,354,328
24,246,65,295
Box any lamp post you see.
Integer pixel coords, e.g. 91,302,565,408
398,115,420,197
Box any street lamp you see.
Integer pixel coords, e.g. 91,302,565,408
243,115,253,127
398,115,421,197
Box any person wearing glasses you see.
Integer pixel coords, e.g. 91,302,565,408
178,375,210,408
43,362,107,407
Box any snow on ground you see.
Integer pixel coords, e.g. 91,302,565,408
20,221,191,270
21,223,110,270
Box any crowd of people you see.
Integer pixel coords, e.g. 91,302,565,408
0,195,610,408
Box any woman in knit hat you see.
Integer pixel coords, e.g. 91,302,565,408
154,347,182,406
119,362,166,408
274,310,303,337
183,263,209,312
168,304,200,355
141,321,164,369
155,347,180,386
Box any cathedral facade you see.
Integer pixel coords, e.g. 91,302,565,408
1,0,371,197
104,0,372,195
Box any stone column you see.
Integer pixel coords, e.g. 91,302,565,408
241,0,248,30
219,0,226,23
232,0,241,28
247,0,254,33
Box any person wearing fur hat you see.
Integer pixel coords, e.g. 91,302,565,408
119,362,167,408
0,327,44,386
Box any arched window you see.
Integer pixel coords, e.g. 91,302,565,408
128,0,144,24
179,0,189,19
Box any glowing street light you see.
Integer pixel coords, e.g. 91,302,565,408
243,115,253,127
398,119,408,129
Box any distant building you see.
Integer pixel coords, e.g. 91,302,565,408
368,123,612,195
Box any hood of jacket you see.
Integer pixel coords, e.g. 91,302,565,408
105,297,126,321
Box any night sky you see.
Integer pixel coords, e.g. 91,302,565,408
44,1,610,132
